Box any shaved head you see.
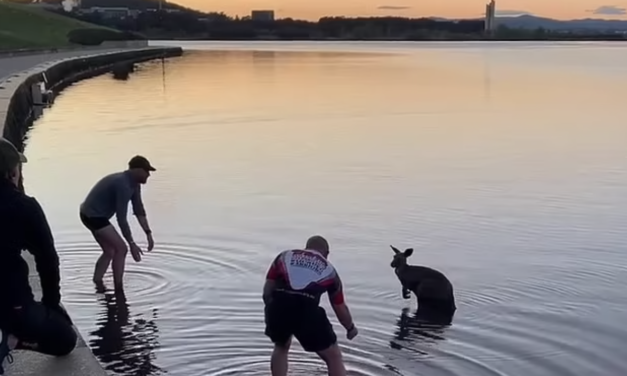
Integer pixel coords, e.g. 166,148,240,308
305,235,329,256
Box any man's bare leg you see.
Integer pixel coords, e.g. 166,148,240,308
92,253,112,283
317,344,347,376
91,233,113,284
271,337,291,376
111,247,128,291
92,225,128,291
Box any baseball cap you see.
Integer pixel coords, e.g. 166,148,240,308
128,155,156,172
0,137,27,173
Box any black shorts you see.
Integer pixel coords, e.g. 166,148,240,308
264,296,337,353
79,211,111,233
0,301,77,357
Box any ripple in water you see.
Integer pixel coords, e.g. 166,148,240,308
54,234,627,376
57,238,450,376
29,46,627,376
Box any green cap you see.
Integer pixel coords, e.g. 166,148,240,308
0,137,27,173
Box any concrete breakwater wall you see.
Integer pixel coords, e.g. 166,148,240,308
1,46,183,151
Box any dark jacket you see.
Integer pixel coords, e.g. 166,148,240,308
0,179,61,309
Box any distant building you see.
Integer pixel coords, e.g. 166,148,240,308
251,10,275,21
81,7,134,18
484,0,496,33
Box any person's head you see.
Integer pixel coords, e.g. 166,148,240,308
127,155,156,184
305,235,330,258
0,137,27,188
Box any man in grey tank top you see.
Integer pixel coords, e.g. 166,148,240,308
79,155,156,291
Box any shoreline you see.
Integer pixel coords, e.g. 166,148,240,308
0,45,183,376
1,46,183,151
144,37,627,42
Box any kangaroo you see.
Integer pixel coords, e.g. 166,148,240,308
390,245,456,317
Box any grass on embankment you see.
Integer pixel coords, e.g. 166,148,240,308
0,1,110,50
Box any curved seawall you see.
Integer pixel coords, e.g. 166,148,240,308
1,46,183,150
0,46,183,376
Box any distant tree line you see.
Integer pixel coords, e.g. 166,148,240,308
44,6,627,42
492,24,626,40
51,10,496,41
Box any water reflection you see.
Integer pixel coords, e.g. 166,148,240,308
23,43,627,376
89,289,165,376
389,307,452,353
252,50,276,62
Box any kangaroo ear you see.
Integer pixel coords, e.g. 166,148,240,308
390,245,401,254
404,248,414,257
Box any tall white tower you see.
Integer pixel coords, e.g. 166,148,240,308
484,0,496,33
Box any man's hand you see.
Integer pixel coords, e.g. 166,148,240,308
346,324,358,340
130,242,143,262
147,233,155,252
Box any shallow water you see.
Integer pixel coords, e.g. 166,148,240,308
21,41,627,376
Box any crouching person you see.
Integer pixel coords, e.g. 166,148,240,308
263,235,358,376
0,138,76,374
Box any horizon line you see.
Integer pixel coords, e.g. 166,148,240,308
53,1,627,23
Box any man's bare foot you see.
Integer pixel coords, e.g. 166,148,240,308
114,283,125,294
114,288,127,304
93,279,106,293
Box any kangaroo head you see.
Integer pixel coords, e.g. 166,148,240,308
390,245,414,269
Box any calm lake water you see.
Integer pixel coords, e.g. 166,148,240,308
21,41,627,376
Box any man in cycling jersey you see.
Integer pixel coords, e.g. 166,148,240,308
263,235,358,376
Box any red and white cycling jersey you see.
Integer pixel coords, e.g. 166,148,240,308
266,249,345,305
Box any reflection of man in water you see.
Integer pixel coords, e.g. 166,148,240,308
89,290,164,376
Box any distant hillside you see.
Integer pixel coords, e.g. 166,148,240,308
0,1,110,50
9,0,206,14
496,15,627,31
81,0,193,11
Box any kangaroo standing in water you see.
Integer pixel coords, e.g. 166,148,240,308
390,245,456,317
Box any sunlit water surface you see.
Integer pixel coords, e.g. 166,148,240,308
21,41,627,376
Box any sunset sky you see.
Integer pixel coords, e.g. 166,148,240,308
175,0,627,21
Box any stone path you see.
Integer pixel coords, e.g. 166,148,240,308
0,49,123,84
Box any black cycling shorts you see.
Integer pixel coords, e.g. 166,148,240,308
79,211,111,233
264,295,337,353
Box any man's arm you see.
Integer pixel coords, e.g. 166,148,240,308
115,187,135,246
328,273,355,332
23,197,61,307
131,188,151,235
262,279,276,306
136,215,151,235
262,253,283,305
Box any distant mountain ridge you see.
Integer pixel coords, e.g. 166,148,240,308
496,15,627,31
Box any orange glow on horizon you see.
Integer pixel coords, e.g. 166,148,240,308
172,0,627,21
